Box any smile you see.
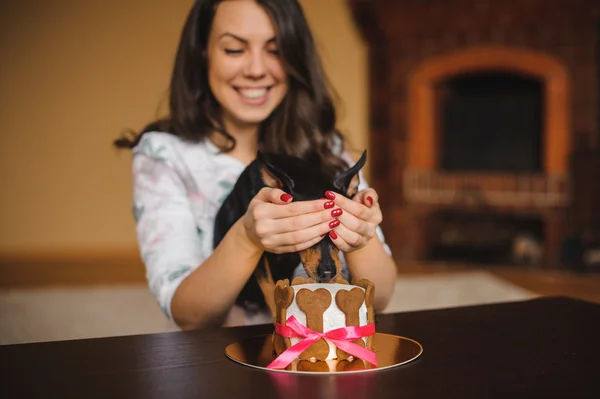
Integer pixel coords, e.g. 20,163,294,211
234,86,273,104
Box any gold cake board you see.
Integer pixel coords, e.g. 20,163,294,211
225,333,423,374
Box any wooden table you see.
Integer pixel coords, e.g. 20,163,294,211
1,297,599,398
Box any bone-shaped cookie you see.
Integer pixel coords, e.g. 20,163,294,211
291,276,317,286
296,288,332,361
335,287,366,360
296,360,329,372
275,279,294,324
352,278,375,351
333,276,349,284
336,288,365,326
336,358,368,372
273,279,294,355
352,278,375,324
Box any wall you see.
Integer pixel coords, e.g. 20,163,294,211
0,0,368,263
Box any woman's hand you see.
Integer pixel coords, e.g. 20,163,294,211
241,187,337,254
323,188,382,253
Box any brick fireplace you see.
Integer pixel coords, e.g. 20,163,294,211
348,0,599,267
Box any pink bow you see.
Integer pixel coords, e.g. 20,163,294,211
266,316,378,369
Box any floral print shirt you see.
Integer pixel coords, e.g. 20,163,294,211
132,131,390,326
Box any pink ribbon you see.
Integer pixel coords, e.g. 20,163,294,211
266,316,378,369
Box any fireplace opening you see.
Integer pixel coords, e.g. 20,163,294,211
437,71,544,172
429,211,545,265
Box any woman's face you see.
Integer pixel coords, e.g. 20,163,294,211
207,0,288,134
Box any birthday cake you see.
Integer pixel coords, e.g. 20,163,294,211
269,277,376,369
287,357,371,372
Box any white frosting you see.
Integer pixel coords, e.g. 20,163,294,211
285,283,368,360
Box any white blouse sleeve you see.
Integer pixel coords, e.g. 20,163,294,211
132,135,206,318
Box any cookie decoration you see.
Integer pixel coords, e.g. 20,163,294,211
273,279,294,355
335,287,366,360
296,288,332,361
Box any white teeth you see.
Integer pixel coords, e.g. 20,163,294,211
239,88,267,99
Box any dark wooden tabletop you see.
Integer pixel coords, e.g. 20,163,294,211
1,297,599,399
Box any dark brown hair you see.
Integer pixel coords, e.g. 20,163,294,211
114,0,348,176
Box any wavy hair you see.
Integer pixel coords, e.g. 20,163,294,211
114,0,348,176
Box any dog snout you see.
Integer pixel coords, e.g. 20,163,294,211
316,264,336,281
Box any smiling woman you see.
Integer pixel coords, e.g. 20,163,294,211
112,0,397,331
115,0,346,171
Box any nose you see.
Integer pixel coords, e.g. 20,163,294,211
244,51,267,79
316,264,335,282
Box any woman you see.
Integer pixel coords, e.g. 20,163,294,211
115,0,397,330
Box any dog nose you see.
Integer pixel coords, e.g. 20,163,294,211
317,267,334,281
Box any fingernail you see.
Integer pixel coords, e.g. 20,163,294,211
331,208,343,217
321,233,327,237
329,219,340,228
325,191,336,200
324,201,335,209
366,196,373,207
280,193,293,202
329,231,338,240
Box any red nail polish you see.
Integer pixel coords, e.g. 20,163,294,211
280,193,293,202
331,208,343,217
325,191,336,200
324,201,335,209
329,231,338,240
329,219,340,228
366,196,373,207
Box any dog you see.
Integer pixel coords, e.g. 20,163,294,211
213,150,367,317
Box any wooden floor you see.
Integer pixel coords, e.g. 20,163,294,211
397,262,600,305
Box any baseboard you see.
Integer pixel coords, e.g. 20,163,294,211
0,248,146,288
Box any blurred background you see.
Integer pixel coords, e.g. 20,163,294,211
1,0,599,344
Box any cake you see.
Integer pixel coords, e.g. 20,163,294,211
286,357,372,372
269,276,376,369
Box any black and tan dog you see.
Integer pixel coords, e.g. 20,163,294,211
213,150,367,317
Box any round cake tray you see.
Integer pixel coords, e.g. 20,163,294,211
225,333,423,374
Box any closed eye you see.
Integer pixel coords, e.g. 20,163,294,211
224,49,244,55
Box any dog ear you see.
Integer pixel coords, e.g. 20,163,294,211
333,150,367,197
257,151,295,191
